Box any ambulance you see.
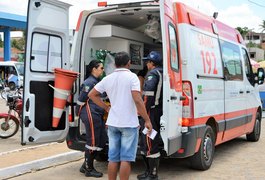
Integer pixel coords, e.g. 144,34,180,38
22,0,265,170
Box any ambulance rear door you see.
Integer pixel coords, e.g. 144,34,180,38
159,0,183,155
22,0,71,145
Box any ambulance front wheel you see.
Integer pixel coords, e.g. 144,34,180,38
246,112,261,142
190,125,215,170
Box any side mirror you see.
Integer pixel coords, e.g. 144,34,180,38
257,68,265,84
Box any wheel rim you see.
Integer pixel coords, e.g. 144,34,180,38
0,118,17,137
1,121,10,130
203,134,213,162
9,83,16,90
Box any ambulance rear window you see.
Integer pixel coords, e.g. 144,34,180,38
30,32,62,73
169,24,179,71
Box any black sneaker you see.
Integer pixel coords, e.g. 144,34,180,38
137,171,149,179
85,169,103,178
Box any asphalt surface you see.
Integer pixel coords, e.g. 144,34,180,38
1,96,265,179
0,98,83,179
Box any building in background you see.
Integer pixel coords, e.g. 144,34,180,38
0,12,26,61
0,47,23,61
245,32,265,61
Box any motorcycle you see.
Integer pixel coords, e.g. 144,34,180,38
0,94,22,139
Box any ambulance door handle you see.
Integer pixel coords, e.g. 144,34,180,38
239,90,244,94
180,96,186,101
170,96,178,100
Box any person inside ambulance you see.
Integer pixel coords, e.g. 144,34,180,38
76,59,107,178
138,51,163,180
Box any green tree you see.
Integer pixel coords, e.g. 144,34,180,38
236,27,249,40
247,41,258,48
11,37,25,51
259,20,265,33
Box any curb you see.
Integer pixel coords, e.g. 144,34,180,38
0,143,59,156
0,151,83,179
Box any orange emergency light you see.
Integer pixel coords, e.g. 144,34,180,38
98,1,107,7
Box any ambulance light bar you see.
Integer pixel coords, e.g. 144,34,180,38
98,1,159,7
98,1,107,7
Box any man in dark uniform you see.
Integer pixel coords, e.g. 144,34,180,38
138,51,163,180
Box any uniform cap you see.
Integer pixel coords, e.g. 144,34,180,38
143,51,162,64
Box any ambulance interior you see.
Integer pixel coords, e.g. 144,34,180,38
77,5,163,139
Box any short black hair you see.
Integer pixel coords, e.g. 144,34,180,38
115,52,130,67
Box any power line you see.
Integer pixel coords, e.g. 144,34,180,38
247,0,265,8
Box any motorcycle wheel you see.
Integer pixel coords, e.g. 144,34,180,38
1,90,7,100
0,116,19,139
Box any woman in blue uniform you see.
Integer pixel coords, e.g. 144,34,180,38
76,60,107,178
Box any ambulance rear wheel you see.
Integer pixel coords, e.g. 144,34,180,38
246,112,261,142
190,125,215,170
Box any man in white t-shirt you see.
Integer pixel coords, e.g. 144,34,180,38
89,51,152,180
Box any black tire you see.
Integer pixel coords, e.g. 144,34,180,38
1,90,7,100
246,112,261,142
190,125,215,170
9,82,16,91
0,116,19,139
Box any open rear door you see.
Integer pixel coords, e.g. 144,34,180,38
159,0,183,155
22,0,71,145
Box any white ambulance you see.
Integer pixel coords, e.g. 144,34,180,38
22,0,265,170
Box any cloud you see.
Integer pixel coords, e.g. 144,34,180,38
0,0,27,15
0,0,262,32
218,4,262,32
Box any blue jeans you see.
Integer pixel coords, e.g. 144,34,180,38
108,126,139,162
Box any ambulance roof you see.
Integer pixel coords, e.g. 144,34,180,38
176,2,243,44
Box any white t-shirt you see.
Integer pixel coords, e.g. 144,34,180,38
95,68,140,127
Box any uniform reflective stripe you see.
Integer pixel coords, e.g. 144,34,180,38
85,144,103,151
77,100,85,106
146,152,160,158
53,107,64,118
155,70,162,106
54,89,69,99
143,91,155,96
86,102,95,147
147,136,152,155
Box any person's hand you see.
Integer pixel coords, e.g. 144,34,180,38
144,121,153,135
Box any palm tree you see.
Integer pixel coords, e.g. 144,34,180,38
260,20,265,33
236,27,249,40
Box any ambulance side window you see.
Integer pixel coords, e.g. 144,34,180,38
220,40,243,81
30,32,62,73
242,48,254,85
168,24,179,71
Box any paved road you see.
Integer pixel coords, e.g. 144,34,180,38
1,96,265,179
0,98,38,153
11,117,265,179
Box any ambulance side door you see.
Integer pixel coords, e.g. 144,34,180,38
241,48,258,132
22,0,71,145
221,40,247,140
160,0,183,155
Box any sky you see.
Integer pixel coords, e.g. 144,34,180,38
0,0,264,37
